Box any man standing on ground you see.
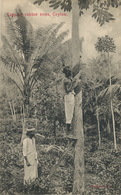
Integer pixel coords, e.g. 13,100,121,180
23,128,38,185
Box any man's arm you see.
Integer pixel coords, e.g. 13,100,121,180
24,156,31,166
64,78,77,93
64,81,73,93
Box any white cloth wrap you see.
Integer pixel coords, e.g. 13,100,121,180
64,92,75,124
23,137,38,184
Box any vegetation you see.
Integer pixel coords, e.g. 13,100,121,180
0,3,121,195
33,0,121,194
34,0,121,25
1,6,71,140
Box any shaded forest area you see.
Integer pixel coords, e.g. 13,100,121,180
0,5,121,195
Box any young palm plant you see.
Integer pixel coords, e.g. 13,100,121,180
0,6,69,138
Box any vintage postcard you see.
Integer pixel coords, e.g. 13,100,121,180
0,0,121,195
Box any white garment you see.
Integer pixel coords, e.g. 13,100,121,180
23,137,38,184
64,92,75,124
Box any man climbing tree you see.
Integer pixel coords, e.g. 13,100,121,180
63,65,81,136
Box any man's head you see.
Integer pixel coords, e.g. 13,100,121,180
26,128,35,138
63,66,72,78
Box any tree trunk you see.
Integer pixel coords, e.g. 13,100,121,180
20,83,30,143
20,105,26,144
111,99,117,151
108,53,117,151
96,105,101,147
23,86,31,111
107,118,111,134
95,95,101,147
23,63,31,115
72,1,85,194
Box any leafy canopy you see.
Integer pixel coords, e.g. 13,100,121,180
95,35,116,53
33,0,121,26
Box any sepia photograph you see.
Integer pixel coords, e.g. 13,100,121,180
0,0,121,194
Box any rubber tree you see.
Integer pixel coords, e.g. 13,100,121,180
95,35,117,151
71,1,84,194
33,0,120,194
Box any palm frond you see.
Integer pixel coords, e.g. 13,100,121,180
98,84,121,99
1,64,23,96
45,30,69,54
29,25,55,66
46,22,65,36
36,22,65,56
5,6,34,63
45,23,58,32
1,35,24,78
30,23,69,72
5,14,20,47
15,6,34,61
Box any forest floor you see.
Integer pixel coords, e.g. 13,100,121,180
0,117,121,195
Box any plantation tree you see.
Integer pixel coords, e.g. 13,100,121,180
71,1,85,194
84,57,107,147
83,56,119,147
33,0,121,194
95,35,117,151
98,73,121,149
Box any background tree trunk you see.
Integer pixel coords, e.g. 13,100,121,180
107,117,111,134
108,53,117,151
20,105,26,144
72,1,85,194
95,95,101,147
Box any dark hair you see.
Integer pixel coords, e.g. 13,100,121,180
63,66,72,77
26,131,35,136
